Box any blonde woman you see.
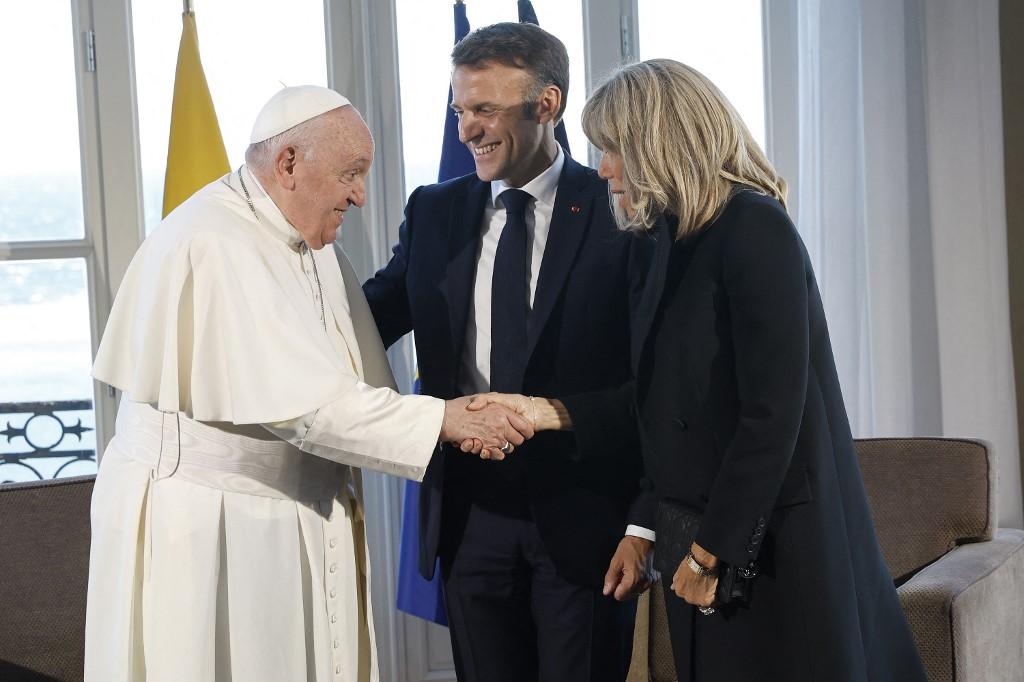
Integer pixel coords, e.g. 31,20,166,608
580,59,926,680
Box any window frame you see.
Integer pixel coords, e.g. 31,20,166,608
0,0,146,458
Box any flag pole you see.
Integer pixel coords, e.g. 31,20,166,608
184,0,194,15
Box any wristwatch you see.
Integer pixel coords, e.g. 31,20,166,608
685,552,718,578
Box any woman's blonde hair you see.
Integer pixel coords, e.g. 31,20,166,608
582,59,787,237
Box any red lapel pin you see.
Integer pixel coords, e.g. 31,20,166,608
570,205,581,214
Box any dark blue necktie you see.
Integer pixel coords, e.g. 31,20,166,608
489,189,532,392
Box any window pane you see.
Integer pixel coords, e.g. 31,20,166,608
133,2,328,232
0,1,85,241
396,1,587,195
638,0,766,146
0,259,97,482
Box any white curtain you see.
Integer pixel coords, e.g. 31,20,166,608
765,0,1022,527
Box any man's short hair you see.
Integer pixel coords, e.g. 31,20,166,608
452,22,570,122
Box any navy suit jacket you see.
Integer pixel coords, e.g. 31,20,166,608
363,156,653,587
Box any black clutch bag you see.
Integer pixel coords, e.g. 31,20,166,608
653,499,757,606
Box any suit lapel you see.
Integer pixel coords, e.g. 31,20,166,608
446,179,490,370
526,158,593,359
631,215,673,373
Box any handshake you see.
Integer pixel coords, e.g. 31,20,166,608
438,393,570,460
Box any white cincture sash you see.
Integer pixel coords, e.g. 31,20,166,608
114,399,347,504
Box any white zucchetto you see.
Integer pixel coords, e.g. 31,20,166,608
249,85,351,144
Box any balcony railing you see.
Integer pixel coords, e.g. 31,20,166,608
0,400,96,482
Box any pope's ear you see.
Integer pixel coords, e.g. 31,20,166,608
273,145,299,190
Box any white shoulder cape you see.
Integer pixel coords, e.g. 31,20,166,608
93,174,397,425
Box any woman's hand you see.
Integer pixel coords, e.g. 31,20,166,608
467,393,533,423
460,393,573,458
466,393,572,431
670,542,719,609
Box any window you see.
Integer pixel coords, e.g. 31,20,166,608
0,1,101,483
637,0,766,146
2,0,333,483
132,1,328,232
0,260,97,481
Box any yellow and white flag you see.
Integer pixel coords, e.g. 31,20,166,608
162,11,229,217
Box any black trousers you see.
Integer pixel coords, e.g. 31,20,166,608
440,503,634,682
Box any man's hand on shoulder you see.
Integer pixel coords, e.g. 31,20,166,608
603,535,655,601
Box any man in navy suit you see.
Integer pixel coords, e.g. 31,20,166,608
363,22,653,682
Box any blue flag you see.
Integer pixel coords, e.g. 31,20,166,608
395,384,448,623
517,0,539,24
395,0,572,627
438,3,476,181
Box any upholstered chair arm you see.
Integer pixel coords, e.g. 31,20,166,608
898,529,1024,682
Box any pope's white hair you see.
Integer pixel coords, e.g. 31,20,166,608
244,108,346,173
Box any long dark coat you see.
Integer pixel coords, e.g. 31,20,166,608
633,188,926,681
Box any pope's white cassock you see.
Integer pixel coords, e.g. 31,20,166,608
84,91,444,682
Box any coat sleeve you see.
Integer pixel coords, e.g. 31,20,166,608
558,383,639,463
557,232,651,463
557,385,653,536
264,384,445,482
626,483,657,531
362,186,423,348
694,199,810,568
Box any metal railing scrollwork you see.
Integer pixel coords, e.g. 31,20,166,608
0,400,96,482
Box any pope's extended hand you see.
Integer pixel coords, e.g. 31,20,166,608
439,396,534,461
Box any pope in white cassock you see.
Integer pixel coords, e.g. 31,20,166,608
83,86,533,682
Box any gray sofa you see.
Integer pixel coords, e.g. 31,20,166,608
0,475,94,682
628,438,1024,682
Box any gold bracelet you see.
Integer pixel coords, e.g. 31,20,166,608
530,396,537,429
685,552,717,578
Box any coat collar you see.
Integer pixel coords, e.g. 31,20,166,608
631,214,674,373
